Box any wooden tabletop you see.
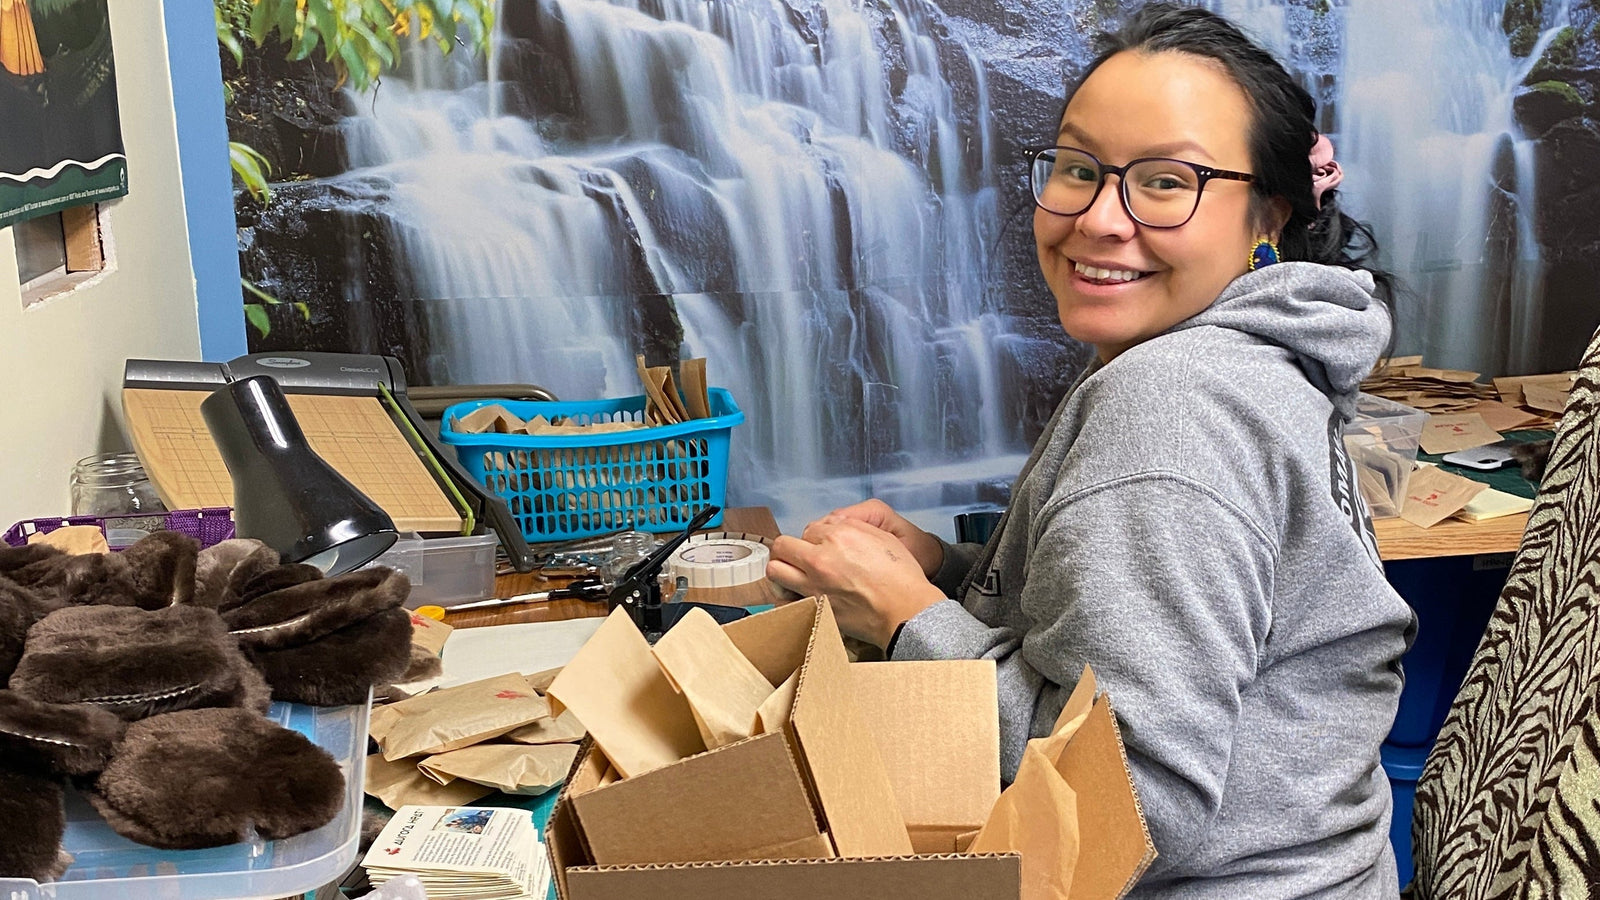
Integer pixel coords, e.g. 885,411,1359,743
1373,511,1529,562
447,507,787,629
445,502,1527,629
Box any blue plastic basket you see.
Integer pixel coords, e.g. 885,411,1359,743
438,389,744,542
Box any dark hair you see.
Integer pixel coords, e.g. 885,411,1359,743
1073,2,1395,303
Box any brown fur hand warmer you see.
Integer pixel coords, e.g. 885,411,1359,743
224,567,409,651
0,768,70,881
0,691,126,776
246,606,415,705
0,531,421,872
0,531,198,609
9,605,271,719
88,708,344,849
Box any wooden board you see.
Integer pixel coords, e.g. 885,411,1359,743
459,507,784,628
1373,511,1529,561
122,387,461,533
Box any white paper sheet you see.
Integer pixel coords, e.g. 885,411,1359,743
396,617,605,693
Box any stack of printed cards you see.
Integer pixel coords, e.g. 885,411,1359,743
363,805,550,900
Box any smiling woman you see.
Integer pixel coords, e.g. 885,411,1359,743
1033,49,1271,362
766,4,1416,898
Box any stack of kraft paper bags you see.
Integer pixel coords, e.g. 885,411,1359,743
542,597,1157,900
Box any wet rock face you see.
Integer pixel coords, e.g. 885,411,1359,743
1510,3,1600,368
222,39,352,181
239,179,434,377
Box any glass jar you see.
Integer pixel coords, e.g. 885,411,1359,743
602,530,658,586
69,452,166,517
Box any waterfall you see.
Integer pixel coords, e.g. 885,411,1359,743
1337,0,1565,374
329,0,1007,532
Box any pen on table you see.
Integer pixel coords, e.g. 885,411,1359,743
423,576,611,615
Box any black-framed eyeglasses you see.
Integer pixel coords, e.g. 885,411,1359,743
1026,146,1255,228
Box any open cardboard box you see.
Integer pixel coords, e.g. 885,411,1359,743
544,597,1154,900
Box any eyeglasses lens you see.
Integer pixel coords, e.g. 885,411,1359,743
1031,150,1202,227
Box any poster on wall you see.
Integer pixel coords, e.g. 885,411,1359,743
222,0,1600,535
0,0,126,229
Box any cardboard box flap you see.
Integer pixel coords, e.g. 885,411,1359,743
565,853,1021,900
547,608,705,778
788,598,914,857
850,660,1000,832
572,732,825,866
1058,696,1156,900
722,597,814,686
547,741,607,900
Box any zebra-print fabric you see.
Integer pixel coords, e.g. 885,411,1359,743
1406,327,1600,899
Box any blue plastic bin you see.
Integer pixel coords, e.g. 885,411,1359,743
1382,740,1429,889
439,389,744,542
1384,555,1509,747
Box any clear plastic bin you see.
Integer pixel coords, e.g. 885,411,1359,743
366,531,499,609
0,700,368,900
1342,393,1428,519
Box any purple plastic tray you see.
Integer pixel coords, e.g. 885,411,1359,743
2,507,236,550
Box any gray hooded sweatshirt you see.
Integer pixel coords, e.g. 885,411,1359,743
892,263,1416,899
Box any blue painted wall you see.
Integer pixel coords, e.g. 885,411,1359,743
163,0,245,362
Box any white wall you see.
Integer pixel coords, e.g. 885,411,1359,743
0,0,201,528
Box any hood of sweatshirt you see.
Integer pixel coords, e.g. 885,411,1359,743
1169,262,1391,418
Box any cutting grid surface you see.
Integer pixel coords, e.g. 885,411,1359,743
122,388,461,532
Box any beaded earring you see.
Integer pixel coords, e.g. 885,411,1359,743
1248,238,1280,271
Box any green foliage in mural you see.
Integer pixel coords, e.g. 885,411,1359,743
241,278,310,339
228,140,272,204
214,0,496,335
215,0,495,94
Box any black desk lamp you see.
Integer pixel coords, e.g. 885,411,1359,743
201,372,397,576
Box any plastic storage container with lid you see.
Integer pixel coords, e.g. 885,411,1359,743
0,700,368,900
364,530,499,609
1342,393,1428,519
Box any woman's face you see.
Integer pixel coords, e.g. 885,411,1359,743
1035,50,1270,362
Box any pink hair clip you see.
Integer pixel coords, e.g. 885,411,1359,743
1310,133,1343,210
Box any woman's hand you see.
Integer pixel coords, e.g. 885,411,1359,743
822,499,945,579
766,515,946,648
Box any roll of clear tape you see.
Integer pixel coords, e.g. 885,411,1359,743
666,533,772,588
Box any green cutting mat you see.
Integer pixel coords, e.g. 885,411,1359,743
1419,429,1554,499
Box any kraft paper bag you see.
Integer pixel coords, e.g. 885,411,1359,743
1419,413,1502,455
1400,465,1489,529
546,608,705,778
969,667,1100,900
410,612,453,658
1462,400,1543,433
523,415,644,436
504,708,587,745
453,404,526,435
419,743,581,795
525,668,563,693
1521,382,1571,414
635,355,680,426
365,753,495,810
369,672,550,761
752,669,800,735
28,525,109,555
651,606,775,749
681,357,711,420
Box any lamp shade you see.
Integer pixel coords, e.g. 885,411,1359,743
201,374,396,575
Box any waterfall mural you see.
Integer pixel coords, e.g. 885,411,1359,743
230,0,1600,535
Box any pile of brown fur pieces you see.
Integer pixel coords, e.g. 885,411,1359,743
0,531,420,882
